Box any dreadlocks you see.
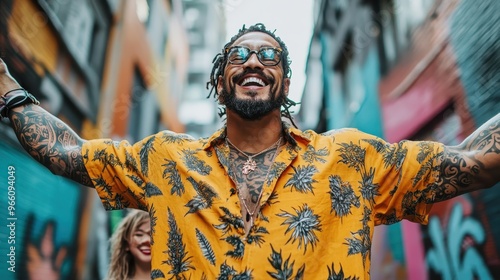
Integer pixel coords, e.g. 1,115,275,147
206,23,298,127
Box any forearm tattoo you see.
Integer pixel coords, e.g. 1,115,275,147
9,105,93,187
434,114,500,202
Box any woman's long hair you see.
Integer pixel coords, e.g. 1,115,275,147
106,210,150,280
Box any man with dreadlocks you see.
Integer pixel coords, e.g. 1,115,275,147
0,23,499,279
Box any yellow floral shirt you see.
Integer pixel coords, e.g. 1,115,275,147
82,125,444,279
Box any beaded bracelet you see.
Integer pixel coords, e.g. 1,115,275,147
0,88,40,118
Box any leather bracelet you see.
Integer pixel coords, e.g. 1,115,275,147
0,88,40,118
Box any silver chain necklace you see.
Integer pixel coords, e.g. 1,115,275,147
226,137,282,229
226,137,282,175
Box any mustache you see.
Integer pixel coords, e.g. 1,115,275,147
231,69,275,84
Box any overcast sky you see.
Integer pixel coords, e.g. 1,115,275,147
224,0,315,111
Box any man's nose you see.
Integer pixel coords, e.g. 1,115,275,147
243,52,263,68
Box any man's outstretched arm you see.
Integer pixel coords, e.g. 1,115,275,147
0,58,93,187
434,113,500,202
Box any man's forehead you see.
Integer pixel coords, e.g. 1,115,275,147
230,31,280,48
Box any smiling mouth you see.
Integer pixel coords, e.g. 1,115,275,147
240,77,266,87
139,248,151,255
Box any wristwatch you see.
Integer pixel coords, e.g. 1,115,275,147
0,88,40,118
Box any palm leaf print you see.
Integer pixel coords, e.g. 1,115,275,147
401,191,426,221
344,207,372,265
213,207,244,235
144,182,163,197
113,193,130,209
216,261,253,280
92,175,113,196
140,136,156,176
127,174,145,187
359,167,380,204
223,235,245,259
161,131,191,144
101,198,113,210
327,263,359,280
182,149,212,175
302,145,329,164
363,139,395,168
126,175,162,198
230,268,250,279
268,162,287,182
265,191,279,206
162,159,185,196
328,175,360,218
217,261,237,280
337,142,365,172
277,204,321,253
195,228,216,266
267,245,306,280
362,138,387,153
149,205,158,245
416,142,434,163
386,143,407,170
184,177,218,215
344,236,366,260
375,210,399,225
124,150,140,173
163,208,194,277
93,148,124,172
125,188,146,208
413,151,442,187
214,145,230,169
363,139,407,170
245,226,269,246
284,165,318,194
151,269,165,279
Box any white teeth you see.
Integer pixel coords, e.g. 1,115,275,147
241,77,265,87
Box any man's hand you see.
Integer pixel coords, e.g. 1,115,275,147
0,58,93,187
0,58,22,96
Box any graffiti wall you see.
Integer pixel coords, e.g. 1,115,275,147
376,0,500,279
414,111,500,280
0,141,89,280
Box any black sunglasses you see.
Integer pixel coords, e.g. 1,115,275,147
225,46,282,66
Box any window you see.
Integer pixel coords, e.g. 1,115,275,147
37,0,112,111
377,0,436,73
128,68,160,142
38,0,110,70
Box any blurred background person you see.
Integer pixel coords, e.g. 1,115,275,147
106,210,151,280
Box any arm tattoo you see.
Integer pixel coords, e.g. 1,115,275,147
434,114,499,202
9,104,93,187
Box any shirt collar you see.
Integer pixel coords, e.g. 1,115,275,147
203,122,312,151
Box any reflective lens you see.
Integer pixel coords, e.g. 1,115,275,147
226,46,282,66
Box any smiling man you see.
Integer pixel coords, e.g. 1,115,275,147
0,23,499,279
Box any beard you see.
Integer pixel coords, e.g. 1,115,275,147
219,77,286,121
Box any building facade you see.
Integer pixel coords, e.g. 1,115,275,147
178,0,226,138
0,0,189,279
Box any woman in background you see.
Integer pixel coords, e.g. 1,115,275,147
107,210,151,280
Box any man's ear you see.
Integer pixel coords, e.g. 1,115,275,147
283,78,291,96
217,75,224,103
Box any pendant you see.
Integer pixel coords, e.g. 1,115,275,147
242,158,257,175
246,212,251,222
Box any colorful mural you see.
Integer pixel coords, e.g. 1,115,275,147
0,141,88,280
376,0,500,279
